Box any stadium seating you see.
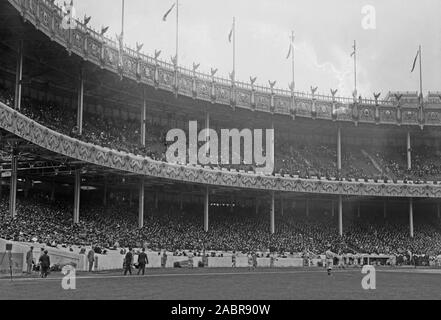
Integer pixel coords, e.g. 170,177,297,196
2,89,436,181
1,195,441,256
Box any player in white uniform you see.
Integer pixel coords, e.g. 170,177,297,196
248,252,254,271
325,245,336,276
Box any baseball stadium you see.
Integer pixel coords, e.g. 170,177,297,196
1,0,441,300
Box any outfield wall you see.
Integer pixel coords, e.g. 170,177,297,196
0,238,309,273
3,239,402,274
93,252,304,270
0,239,87,273
0,238,318,273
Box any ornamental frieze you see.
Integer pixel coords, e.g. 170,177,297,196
215,86,230,104
196,82,210,100
87,40,100,59
256,94,270,111
336,104,352,121
359,107,374,122
316,103,331,119
426,110,441,125
236,90,251,108
275,97,289,114
178,76,193,96
296,101,310,117
380,108,396,123
402,109,418,124
158,69,174,90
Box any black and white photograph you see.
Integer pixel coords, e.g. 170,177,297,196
1,0,441,306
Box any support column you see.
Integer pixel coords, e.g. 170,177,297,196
383,201,387,219
50,180,55,201
409,198,414,238
155,192,159,209
271,121,275,171
331,200,335,218
306,199,310,217
180,194,184,211
102,178,107,206
77,69,84,135
337,127,342,173
141,88,147,146
281,198,284,217
270,191,275,234
357,202,361,218
73,169,81,224
9,154,18,218
14,40,23,110
437,203,440,219
24,178,30,198
205,110,210,156
204,186,209,232
338,195,343,236
138,179,145,228
407,131,412,171
255,198,259,215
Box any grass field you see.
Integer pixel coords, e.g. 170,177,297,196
1,267,441,300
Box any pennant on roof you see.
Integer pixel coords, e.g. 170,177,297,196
286,32,294,59
350,41,356,57
411,49,419,73
286,44,292,59
229,28,233,43
163,3,176,21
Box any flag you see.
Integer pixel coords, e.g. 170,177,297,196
163,3,176,21
286,44,292,59
411,49,419,73
228,24,234,43
351,41,356,57
287,32,294,59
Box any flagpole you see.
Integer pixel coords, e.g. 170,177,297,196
176,0,179,66
291,31,295,91
121,0,125,39
353,40,357,95
233,16,236,82
118,0,125,70
419,45,423,101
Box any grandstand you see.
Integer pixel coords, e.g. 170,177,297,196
1,0,441,300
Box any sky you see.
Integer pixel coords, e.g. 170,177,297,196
59,0,441,98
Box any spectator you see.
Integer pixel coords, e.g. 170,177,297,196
39,250,50,278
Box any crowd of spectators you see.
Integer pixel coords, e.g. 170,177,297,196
1,194,441,257
2,86,441,181
10,92,390,179
0,85,13,106
369,146,441,182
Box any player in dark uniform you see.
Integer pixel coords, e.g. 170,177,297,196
137,248,148,275
39,250,50,278
124,248,134,275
